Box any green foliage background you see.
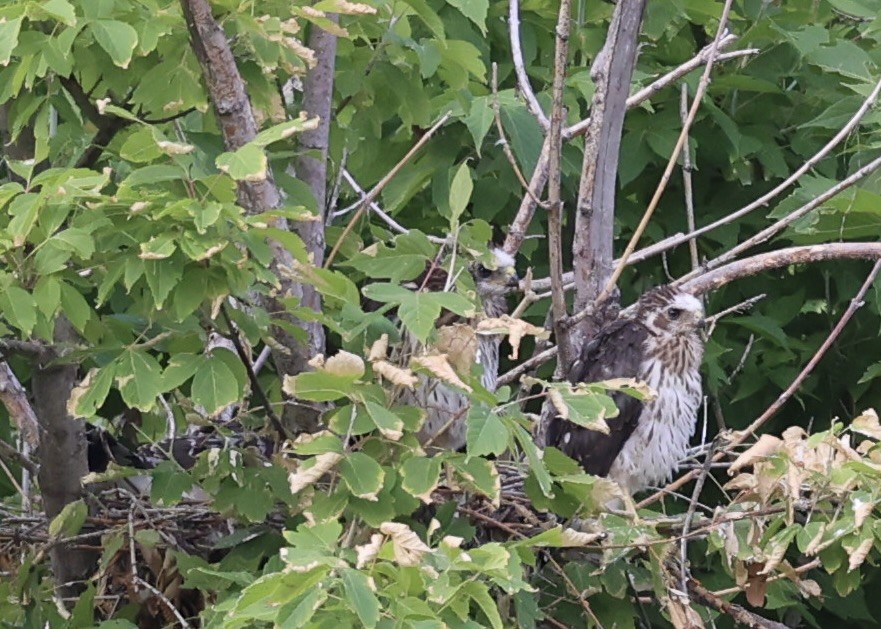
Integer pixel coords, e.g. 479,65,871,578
2,0,881,626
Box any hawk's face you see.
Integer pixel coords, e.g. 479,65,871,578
640,289,705,337
471,248,519,301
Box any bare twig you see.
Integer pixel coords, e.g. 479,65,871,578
705,294,767,333
686,577,788,628
503,39,756,259
744,259,881,438
335,169,447,244
134,576,192,628
0,438,37,475
0,361,40,447
508,0,549,130
597,1,736,303
679,149,881,283
324,111,452,268
492,64,549,209
679,440,717,593
680,243,881,295
679,84,699,271
630,74,881,268
497,346,559,388
545,0,573,370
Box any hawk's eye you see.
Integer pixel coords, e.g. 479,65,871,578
667,307,682,319
474,265,492,279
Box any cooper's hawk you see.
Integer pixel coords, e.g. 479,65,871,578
546,286,706,493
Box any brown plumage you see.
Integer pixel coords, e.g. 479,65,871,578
546,286,706,493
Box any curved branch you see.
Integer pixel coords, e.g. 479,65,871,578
509,0,549,130
680,243,881,295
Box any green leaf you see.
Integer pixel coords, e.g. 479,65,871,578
216,144,268,182
277,588,328,628
466,407,507,458
60,282,92,332
162,353,202,390
363,401,405,440
71,366,117,419
0,17,22,66
191,353,240,415
400,456,442,503
0,286,37,336
401,0,445,40
90,20,139,68
338,452,385,501
449,162,473,223
7,193,42,247
33,276,61,317
340,568,381,628
462,581,503,629
283,371,359,402
151,461,194,505
115,350,163,411
144,259,183,309
48,499,87,538
252,117,320,147
447,0,488,34
511,422,553,498
398,294,442,342
449,455,499,502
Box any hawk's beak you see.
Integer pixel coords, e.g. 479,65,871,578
505,270,520,288
697,317,707,331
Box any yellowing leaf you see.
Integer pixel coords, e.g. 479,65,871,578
477,315,549,359
324,350,365,378
355,533,384,569
288,452,342,494
367,334,388,361
851,409,881,439
373,360,418,388
848,536,873,572
380,522,431,567
411,354,472,392
435,324,477,373
728,434,782,475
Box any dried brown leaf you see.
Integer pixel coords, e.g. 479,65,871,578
477,315,549,359
380,522,431,567
851,408,881,439
367,334,389,362
355,533,384,569
848,537,873,572
744,562,768,607
324,350,365,377
728,434,782,475
547,388,568,419
288,452,342,494
373,360,418,389
435,324,478,373
411,354,472,392
666,595,705,629
559,528,605,547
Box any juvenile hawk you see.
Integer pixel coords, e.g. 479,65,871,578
398,248,518,451
546,286,705,493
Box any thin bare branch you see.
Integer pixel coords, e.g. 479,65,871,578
336,170,447,244
679,149,881,283
324,111,452,268
492,64,549,209
502,38,756,259
545,0,574,369
508,0,549,129
630,74,881,268
680,84,699,271
680,243,881,295
686,577,789,629
743,259,881,439
0,361,40,447
597,1,736,304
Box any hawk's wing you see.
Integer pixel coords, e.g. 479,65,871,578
546,318,651,476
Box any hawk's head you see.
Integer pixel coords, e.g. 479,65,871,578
470,247,519,299
637,286,705,337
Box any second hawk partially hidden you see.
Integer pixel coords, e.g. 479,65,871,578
546,286,706,494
